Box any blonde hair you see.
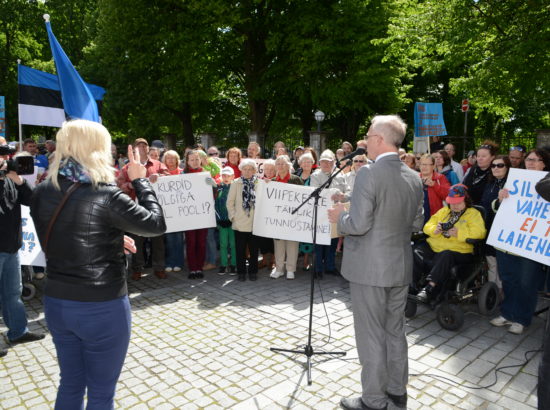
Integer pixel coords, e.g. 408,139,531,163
48,120,115,189
163,150,181,165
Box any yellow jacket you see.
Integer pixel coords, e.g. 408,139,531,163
424,207,486,254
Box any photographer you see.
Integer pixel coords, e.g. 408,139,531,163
414,184,486,302
0,145,45,357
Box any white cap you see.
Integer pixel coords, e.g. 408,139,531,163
221,167,234,176
319,149,335,162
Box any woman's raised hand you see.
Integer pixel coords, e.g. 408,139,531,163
127,145,147,181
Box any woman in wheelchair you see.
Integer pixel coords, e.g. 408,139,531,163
415,184,487,302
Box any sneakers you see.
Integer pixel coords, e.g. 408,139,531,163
9,331,46,345
417,284,434,302
218,266,227,275
270,268,284,279
188,271,197,279
508,322,524,335
165,267,173,272
173,266,182,272
286,272,295,280
490,316,512,327
229,266,237,276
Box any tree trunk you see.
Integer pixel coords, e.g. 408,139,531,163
169,103,194,147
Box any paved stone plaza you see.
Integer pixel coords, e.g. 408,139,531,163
0,263,546,409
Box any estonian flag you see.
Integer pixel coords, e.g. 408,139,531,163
18,64,105,128
43,14,102,123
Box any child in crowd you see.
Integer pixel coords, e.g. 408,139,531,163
215,167,237,275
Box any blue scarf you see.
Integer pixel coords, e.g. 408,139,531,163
58,158,92,184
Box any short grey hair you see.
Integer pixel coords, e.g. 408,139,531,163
370,115,407,147
298,152,315,165
275,154,292,170
238,158,258,172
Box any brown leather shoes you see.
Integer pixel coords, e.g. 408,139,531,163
154,270,167,279
131,271,142,281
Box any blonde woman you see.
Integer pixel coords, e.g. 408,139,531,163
30,120,166,409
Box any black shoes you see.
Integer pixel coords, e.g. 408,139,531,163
249,273,257,281
218,266,226,275
340,397,386,410
188,271,196,279
195,271,204,279
386,391,407,408
238,273,246,281
9,331,46,346
0,348,7,358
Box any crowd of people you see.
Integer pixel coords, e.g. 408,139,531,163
1,121,550,408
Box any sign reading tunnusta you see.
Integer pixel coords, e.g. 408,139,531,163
153,173,216,233
252,181,334,245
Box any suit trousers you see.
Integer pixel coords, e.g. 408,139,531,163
350,284,408,409
274,239,299,273
130,234,165,272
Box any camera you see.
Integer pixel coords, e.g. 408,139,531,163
439,221,455,238
0,145,35,176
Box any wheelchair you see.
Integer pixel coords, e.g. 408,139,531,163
405,205,500,331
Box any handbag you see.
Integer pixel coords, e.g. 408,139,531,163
43,182,81,256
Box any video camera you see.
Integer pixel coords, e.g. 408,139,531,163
0,145,35,176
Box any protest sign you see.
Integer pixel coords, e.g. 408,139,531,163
487,168,550,265
414,102,447,138
253,181,334,245
19,206,46,267
220,158,266,178
153,172,216,233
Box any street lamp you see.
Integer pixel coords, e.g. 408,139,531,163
314,110,325,132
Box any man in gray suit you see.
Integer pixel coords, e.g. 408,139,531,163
328,115,423,410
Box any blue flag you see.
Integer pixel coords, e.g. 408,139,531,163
414,102,447,138
45,19,100,122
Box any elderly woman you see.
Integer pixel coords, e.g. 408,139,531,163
270,155,303,280
162,150,185,272
227,159,261,281
295,152,316,269
434,150,460,186
415,185,486,302
419,153,450,223
345,153,367,192
525,149,550,171
463,141,499,204
30,120,166,408
225,147,242,178
401,153,417,171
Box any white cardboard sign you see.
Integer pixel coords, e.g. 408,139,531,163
19,206,46,267
487,168,550,265
252,181,334,245
152,173,216,233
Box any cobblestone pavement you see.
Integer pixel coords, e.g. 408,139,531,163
0,261,546,409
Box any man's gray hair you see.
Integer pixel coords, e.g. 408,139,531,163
370,115,407,147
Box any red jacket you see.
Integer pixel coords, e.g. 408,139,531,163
421,171,450,216
118,158,169,200
224,162,241,178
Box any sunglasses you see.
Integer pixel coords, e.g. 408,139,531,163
353,160,365,163
510,146,524,152
208,152,218,156
491,163,506,169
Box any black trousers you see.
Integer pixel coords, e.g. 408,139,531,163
413,242,473,287
234,231,259,276
539,313,550,409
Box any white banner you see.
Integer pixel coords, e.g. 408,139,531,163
252,181,334,245
19,206,46,267
219,158,266,178
152,172,216,233
487,168,550,265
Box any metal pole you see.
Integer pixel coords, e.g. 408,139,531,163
463,110,468,159
17,59,23,152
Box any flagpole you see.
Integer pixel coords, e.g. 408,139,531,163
17,59,22,152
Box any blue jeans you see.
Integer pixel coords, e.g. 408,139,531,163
0,252,28,340
314,238,338,273
45,295,131,410
165,232,184,268
496,251,545,327
205,228,217,265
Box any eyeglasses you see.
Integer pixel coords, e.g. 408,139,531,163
525,157,543,162
491,163,506,169
353,160,365,163
208,152,218,156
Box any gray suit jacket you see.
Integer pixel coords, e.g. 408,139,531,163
338,153,424,287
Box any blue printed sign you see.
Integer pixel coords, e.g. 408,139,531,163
487,169,550,265
19,206,46,267
0,96,5,139
414,102,447,138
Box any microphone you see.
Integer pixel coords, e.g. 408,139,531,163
336,147,366,166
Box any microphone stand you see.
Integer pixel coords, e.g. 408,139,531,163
270,162,350,385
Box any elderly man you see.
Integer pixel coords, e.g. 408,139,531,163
247,142,262,159
508,145,526,168
329,115,423,410
444,143,464,181
310,150,349,278
118,138,169,280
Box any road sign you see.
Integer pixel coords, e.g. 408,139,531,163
461,98,469,112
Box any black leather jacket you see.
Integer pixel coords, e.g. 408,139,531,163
31,176,166,302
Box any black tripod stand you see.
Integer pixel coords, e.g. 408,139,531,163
270,164,349,385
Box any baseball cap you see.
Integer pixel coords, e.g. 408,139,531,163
221,167,234,176
319,150,335,162
446,184,468,204
134,138,149,146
